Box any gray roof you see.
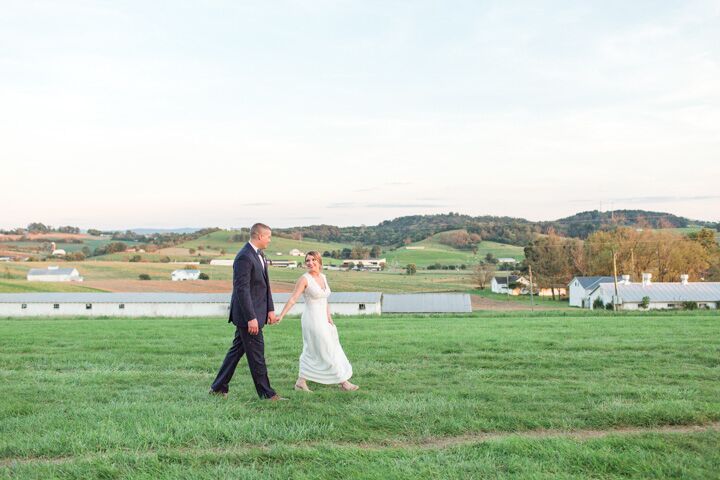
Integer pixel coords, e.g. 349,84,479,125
570,276,617,289
493,275,523,286
592,282,720,303
274,292,382,304
382,293,472,313
0,292,382,304
27,268,78,276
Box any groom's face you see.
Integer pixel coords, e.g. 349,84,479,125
254,228,272,249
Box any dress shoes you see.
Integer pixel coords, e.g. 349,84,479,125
209,389,228,398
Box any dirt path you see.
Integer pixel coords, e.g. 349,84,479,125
3,422,717,467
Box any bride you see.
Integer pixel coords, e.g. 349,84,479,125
276,251,359,392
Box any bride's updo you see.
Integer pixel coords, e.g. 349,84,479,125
305,251,322,267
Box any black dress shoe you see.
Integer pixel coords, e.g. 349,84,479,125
209,389,228,398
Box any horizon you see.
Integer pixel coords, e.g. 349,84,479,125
2,207,717,233
2,1,719,228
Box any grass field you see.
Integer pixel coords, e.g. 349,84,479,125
0,280,104,293
383,233,525,268
1,312,718,478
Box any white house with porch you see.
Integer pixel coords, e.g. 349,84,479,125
491,275,530,295
568,276,618,307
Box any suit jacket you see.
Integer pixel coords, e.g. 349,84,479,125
228,242,274,328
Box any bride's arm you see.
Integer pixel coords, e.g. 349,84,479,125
326,302,334,325
276,276,308,322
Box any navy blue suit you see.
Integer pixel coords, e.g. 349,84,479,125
211,243,276,398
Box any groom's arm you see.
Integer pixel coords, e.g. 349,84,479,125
234,254,256,323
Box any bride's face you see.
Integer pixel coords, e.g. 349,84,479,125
305,255,320,272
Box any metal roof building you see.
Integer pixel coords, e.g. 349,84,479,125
382,293,472,313
0,292,383,317
588,282,720,310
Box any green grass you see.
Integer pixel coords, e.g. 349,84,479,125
383,233,524,268
1,313,718,478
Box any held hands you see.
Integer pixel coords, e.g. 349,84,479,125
248,319,259,335
267,311,281,325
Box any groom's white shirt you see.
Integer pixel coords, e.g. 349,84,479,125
249,241,265,267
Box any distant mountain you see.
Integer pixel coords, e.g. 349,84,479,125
275,211,718,247
545,210,717,238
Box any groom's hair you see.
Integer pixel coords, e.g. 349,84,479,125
250,223,271,239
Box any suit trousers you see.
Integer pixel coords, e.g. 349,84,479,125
211,326,276,399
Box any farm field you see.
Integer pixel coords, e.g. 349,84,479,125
383,234,525,268
1,313,718,478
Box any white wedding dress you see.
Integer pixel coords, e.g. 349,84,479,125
298,273,353,384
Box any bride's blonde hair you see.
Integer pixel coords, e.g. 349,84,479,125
305,251,323,267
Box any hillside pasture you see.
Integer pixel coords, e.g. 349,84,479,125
1,313,718,478
383,233,525,268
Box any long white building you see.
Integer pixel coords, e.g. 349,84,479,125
587,274,720,310
0,292,383,317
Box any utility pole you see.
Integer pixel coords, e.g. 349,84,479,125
612,249,620,312
528,264,534,311
506,271,510,301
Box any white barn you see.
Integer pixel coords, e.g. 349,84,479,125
171,269,201,281
587,275,720,310
568,276,617,307
27,267,83,282
0,292,383,317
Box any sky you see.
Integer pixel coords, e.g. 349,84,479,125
2,0,719,230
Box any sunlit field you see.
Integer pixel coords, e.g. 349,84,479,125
1,312,718,478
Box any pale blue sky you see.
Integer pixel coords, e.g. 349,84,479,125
2,1,719,229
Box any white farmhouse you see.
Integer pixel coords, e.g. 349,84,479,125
568,276,618,307
27,266,83,282
171,269,201,281
490,275,529,295
497,258,518,264
587,273,720,310
289,249,303,257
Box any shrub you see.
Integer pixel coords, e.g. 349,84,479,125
129,255,142,262
199,273,209,280
682,301,698,310
406,264,417,275
592,297,604,310
159,256,171,263
138,274,151,280
189,248,196,254
639,296,650,309
605,302,614,310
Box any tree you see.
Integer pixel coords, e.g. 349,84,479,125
484,253,497,264
129,255,141,262
138,273,151,280
199,273,210,280
370,246,382,258
350,244,370,259
405,264,417,275
639,296,650,309
27,222,50,233
524,231,573,300
474,262,495,289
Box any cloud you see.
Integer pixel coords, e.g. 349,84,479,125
239,202,272,207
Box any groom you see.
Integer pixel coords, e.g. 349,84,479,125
210,223,285,401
